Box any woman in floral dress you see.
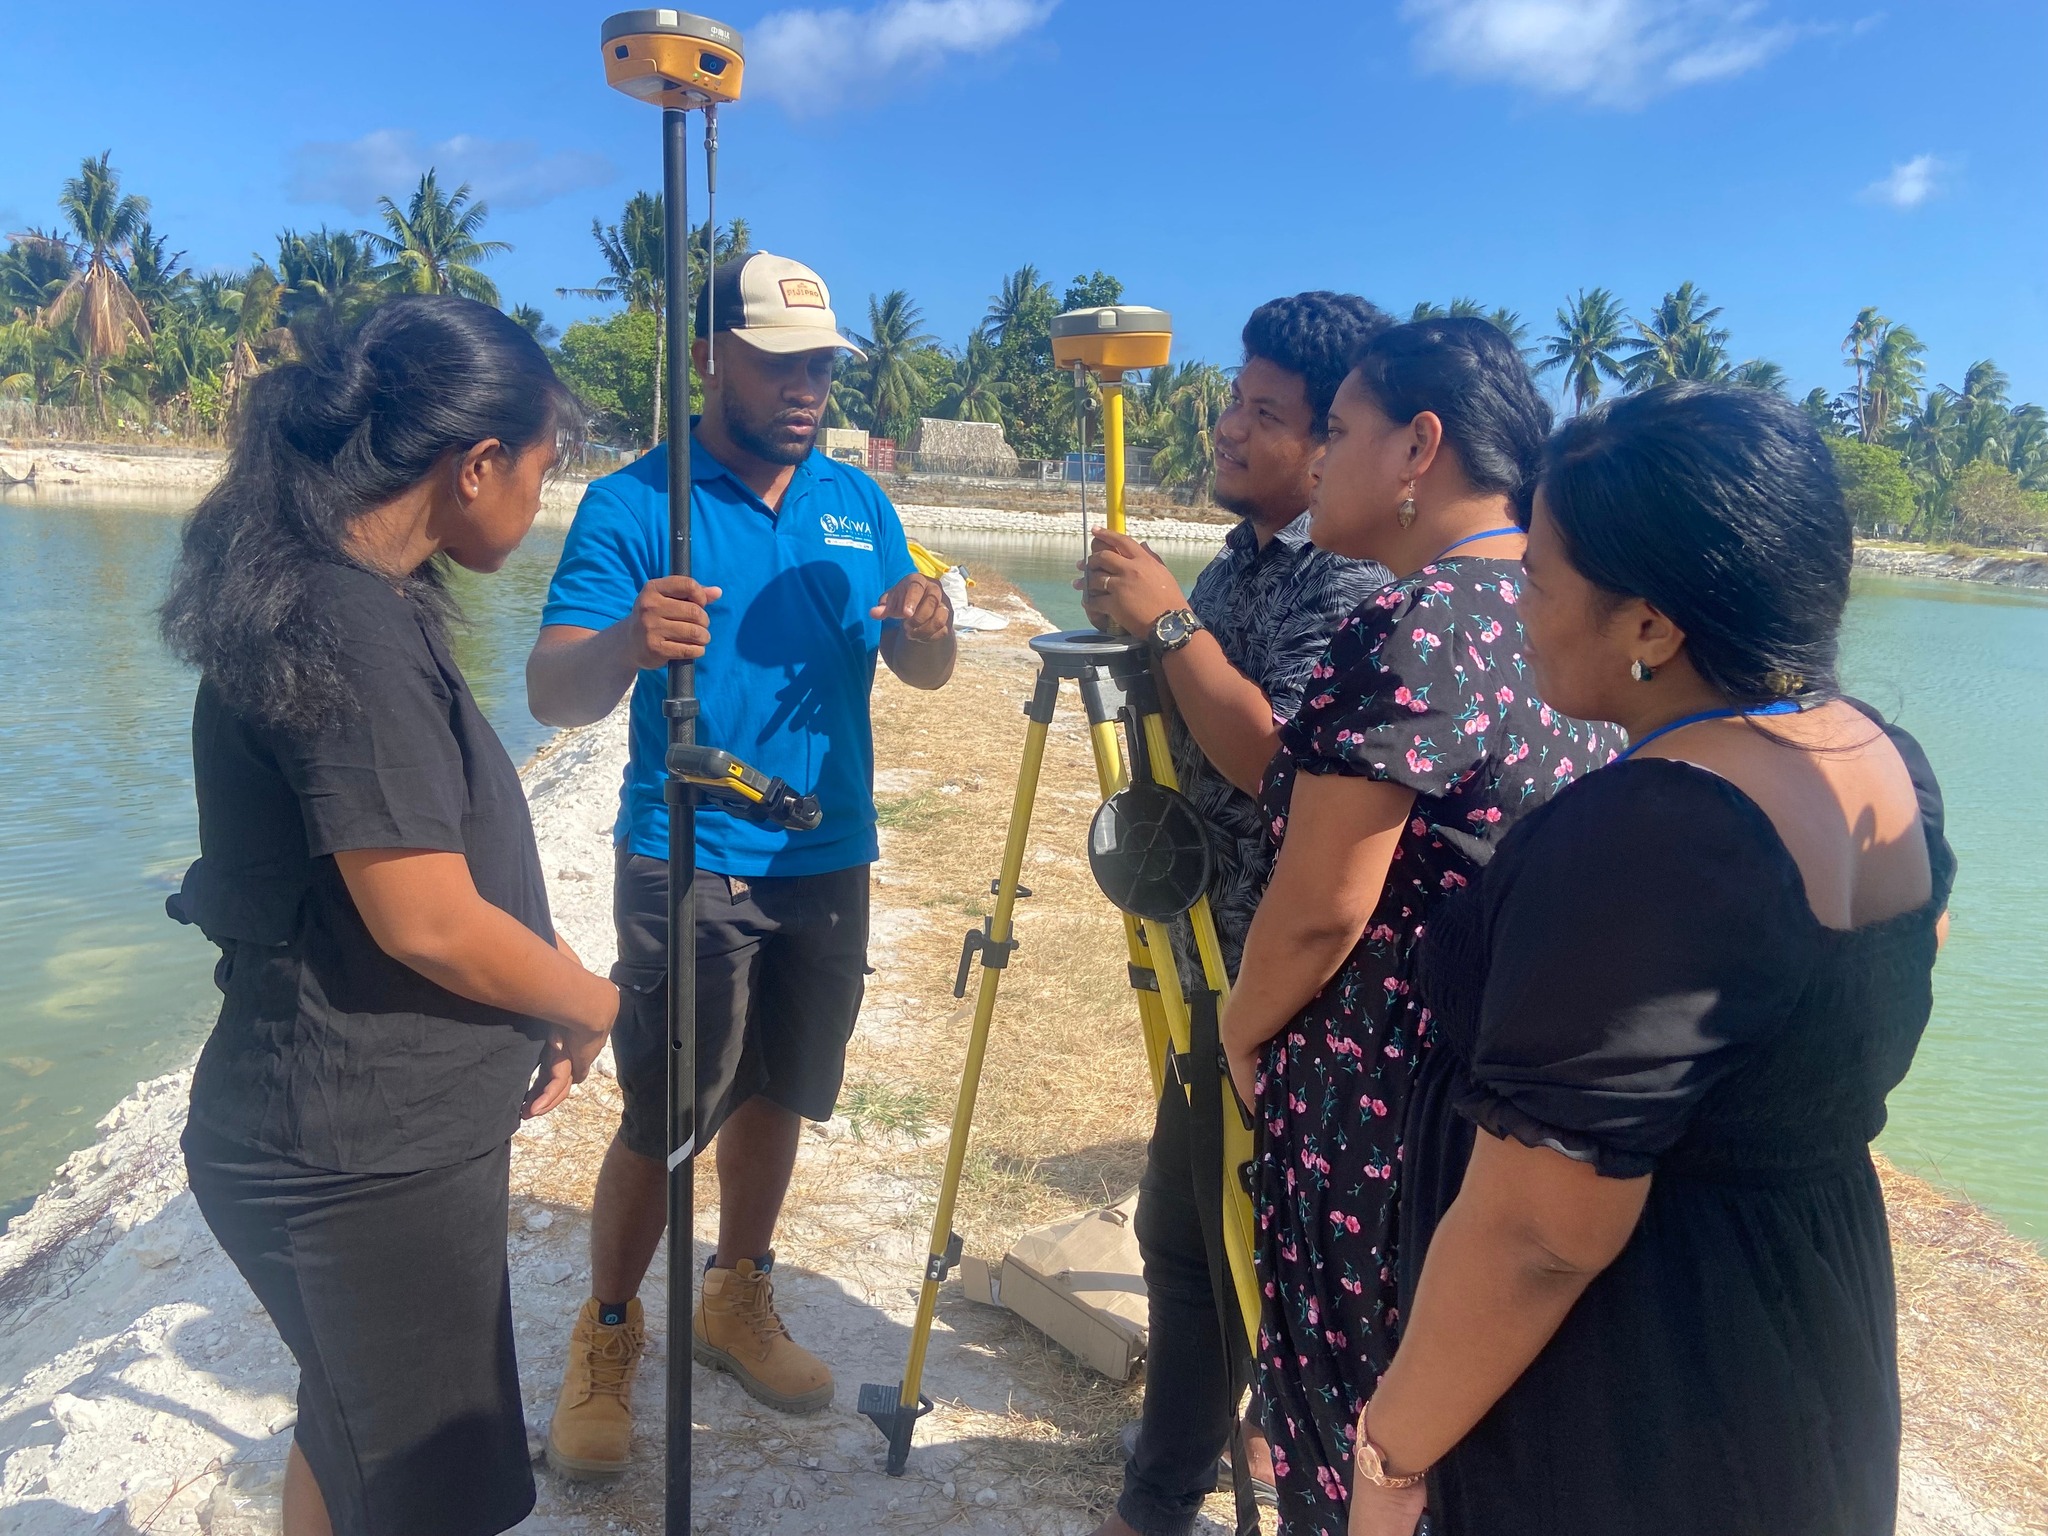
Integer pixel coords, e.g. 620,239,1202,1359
1220,319,1619,1535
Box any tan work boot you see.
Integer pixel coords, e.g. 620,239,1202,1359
692,1257,834,1413
546,1297,645,1478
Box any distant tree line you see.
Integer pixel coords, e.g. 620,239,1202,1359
0,153,530,437
1535,285,2048,546
6,153,2044,544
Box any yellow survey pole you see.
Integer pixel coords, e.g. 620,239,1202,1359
1103,381,1128,535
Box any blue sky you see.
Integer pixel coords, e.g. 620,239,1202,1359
4,1,2044,408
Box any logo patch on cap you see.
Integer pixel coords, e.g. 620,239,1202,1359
778,278,826,309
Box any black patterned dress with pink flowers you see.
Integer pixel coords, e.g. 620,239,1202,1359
1249,556,1620,1536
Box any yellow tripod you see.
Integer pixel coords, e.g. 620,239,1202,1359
861,306,1261,1480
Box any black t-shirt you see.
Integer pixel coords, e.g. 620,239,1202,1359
177,562,552,1174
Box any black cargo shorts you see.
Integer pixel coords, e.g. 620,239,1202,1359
609,848,870,1160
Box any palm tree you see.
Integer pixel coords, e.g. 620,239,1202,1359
1731,359,1788,394
1952,360,2013,469
276,228,381,338
852,290,938,442
218,262,292,402
1620,282,1727,392
1670,328,1734,382
687,214,752,298
938,331,1006,424
366,171,508,305
1486,307,1531,348
510,305,559,345
561,192,666,444
1842,307,1886,441
1800,386,1847,436
984,264,1051,347
2005,404,2048,490
146,302,233,409
1,230,76,320
1150,361,1231,500
42,152,153,420
1861,323,1925,444
119,222,186,317
1537,288,1629,414
1410,301,1448,322
1895,389,1961,535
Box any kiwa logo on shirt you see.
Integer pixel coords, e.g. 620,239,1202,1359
819,510,876,551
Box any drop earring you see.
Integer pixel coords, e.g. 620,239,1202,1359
1630,659,1656,683
1397,488,1418,529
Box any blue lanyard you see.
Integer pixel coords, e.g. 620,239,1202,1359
1435,526,1522,559
1616,699,1802,762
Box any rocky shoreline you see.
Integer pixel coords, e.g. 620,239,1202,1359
1852,543,2048,588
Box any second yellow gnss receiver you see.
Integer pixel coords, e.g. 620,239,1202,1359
1050,304,1173,379
602,9,745,106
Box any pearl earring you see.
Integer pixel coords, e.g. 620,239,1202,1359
1630,659,1656,683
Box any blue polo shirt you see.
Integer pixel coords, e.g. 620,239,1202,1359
540,437,917,876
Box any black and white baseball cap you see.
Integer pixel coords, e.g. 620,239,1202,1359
694,252,867,360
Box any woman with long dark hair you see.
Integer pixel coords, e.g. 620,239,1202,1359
1348,385,1954,1536
162,296,618,1536
1218,319,1618,1534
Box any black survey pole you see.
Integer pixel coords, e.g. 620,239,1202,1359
660,102,698,1536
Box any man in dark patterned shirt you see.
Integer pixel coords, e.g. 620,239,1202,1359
1080,293,1393,1536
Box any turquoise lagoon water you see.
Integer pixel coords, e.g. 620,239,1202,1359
0,501,2041,1250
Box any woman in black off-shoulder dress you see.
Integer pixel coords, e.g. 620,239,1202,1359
1346,385,1955,1536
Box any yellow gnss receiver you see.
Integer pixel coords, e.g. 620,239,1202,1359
1049,305,1173,536
601,9,745,107
1049,303,1173,379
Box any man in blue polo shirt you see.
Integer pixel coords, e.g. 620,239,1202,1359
527,254,954,1476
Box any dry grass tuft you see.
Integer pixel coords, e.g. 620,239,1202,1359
1880,1155,2048,1529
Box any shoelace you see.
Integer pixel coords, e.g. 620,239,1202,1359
585,1325,642,1398
734,1273,793,1344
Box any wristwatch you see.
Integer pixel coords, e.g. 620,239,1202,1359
1355,1404,1427,1490
1149,607,1204,654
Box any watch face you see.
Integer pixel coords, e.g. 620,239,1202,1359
1155,610,1192,647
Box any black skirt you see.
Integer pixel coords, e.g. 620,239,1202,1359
183,1123,536,1536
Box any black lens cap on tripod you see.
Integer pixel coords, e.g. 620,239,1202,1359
1088,782,1213,922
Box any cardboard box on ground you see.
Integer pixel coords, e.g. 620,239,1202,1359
959,1192,1148,1382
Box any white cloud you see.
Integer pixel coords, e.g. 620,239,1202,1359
288,130,615,215
1400,0,1801,107
749,0,1057,114
1861,153,1948,210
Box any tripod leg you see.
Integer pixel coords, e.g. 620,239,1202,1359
1084,718,1173,1098
862,690,1056,1475
1134,712,1263,1352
